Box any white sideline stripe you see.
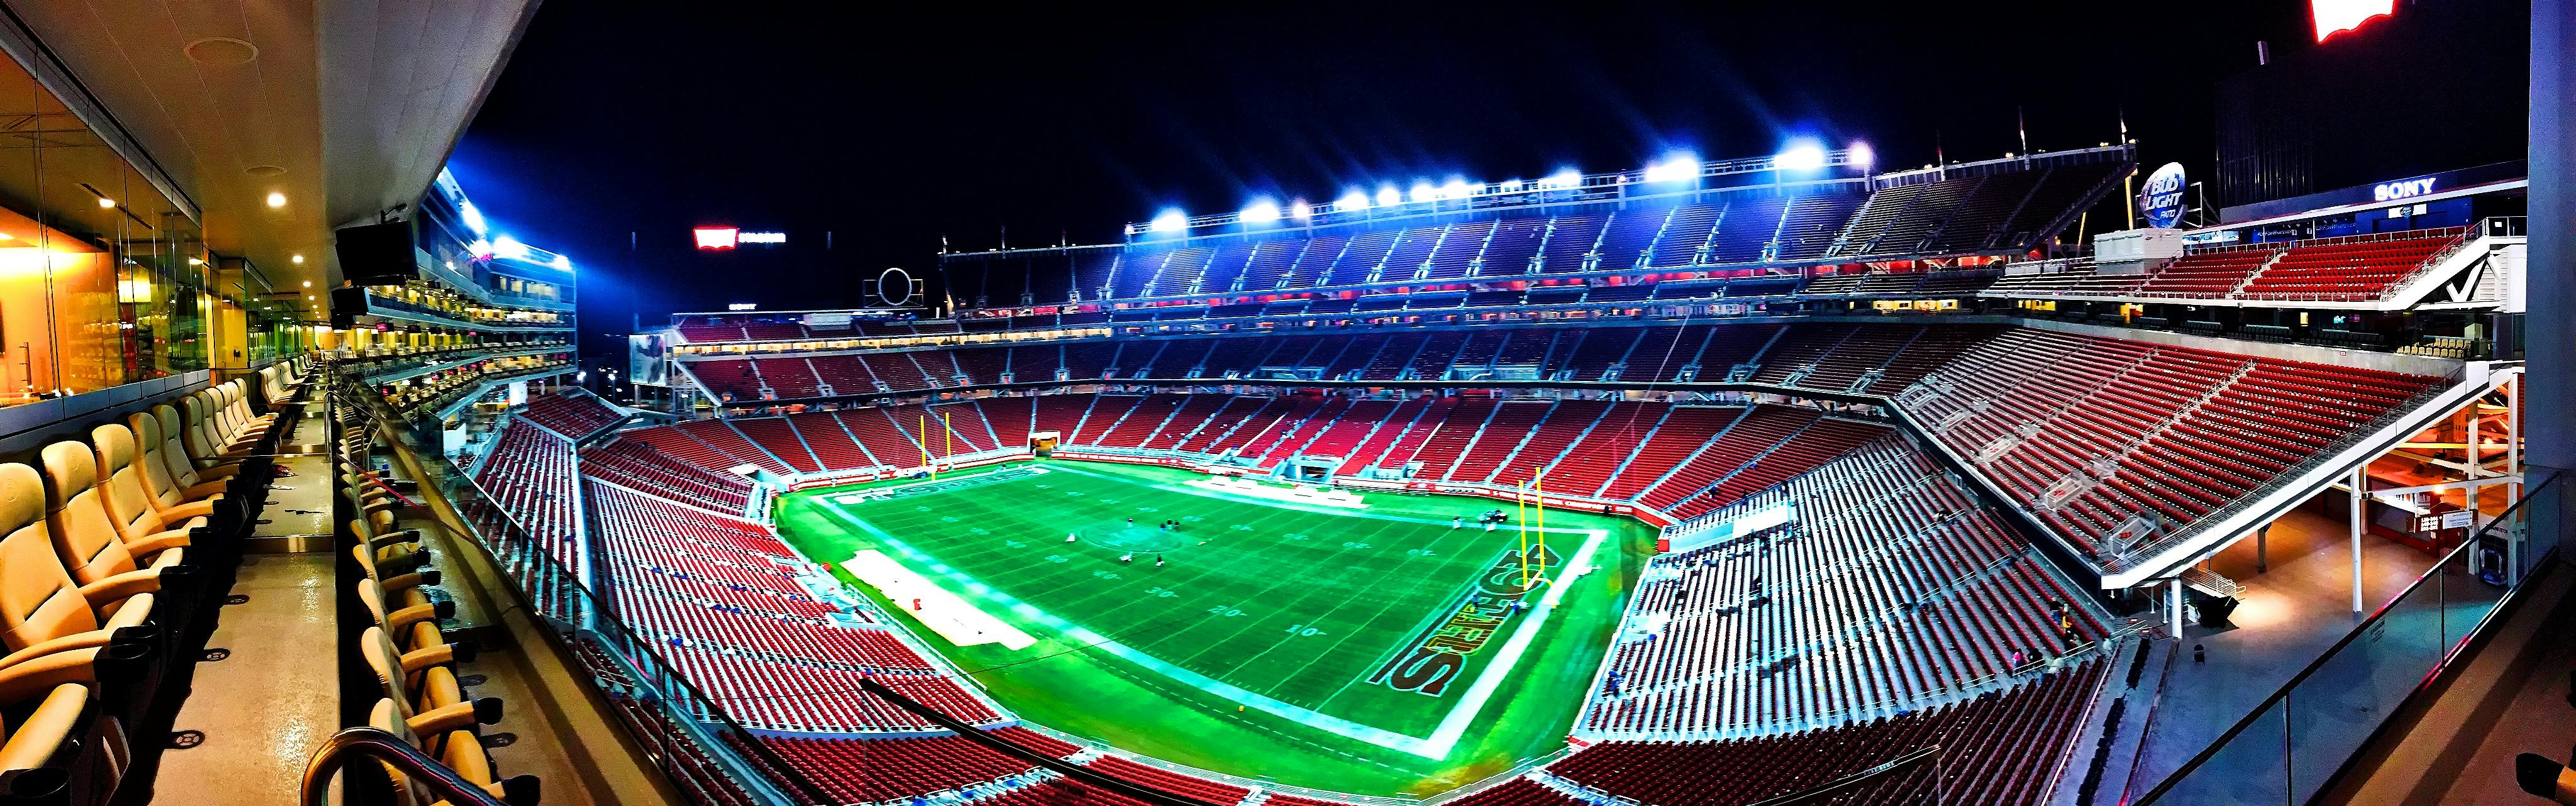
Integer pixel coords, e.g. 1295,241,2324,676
807,475,1609,760
840,549,1037,651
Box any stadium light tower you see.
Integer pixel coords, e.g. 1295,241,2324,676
1289,199,1313,221
1775,140,1828,171
1439,178,1475,200
1850,142,1875,169
1642,152,1699,183
1375,185,1402,207
1408,180,1438,204
1538,168,1583,190
1337,189,1371,212
1241,198,1282,224
1149,208,1188,233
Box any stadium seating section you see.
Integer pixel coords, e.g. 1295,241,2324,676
1984,228,2467,302
650,323,2440,562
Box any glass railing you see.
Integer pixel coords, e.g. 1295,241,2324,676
2134,471,2564,804
335,372,838,806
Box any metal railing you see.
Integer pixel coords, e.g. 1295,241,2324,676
2131,470,2563,804
335,372,841,806
303,727,509,806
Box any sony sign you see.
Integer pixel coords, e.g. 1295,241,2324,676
2137,162,2187,229
738,231,787,244
2373,176,2438,202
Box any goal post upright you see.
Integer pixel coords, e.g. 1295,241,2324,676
1518,478,1530,590
1535,473,1546,582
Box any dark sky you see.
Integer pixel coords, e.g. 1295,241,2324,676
452,1,2319,358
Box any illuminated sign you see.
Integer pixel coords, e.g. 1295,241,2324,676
2373,176,2438,202
2314,0,2394,41
2138,162,2187,229
726,303,758,311
693,227,740,250
737,231,786,244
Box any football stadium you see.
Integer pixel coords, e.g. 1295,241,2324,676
0,2,2572,806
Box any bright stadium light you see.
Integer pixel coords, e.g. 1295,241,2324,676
1150,208,1188,233
1538,168,1584,190
1408,181,1438,204
1337,189,1371,211
492,235,529,260
1775,140,1828,171
1642,152,1699,183
468,239,494,257
1440,178,1475,200
1498,179,1526,192
1850,142,1875,168
460,201,489,235
1375,185,1402,207
1241,198,1282,224
553,255,574,272
1289,199,1313,221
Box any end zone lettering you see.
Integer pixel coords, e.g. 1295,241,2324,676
1369,543,1560,697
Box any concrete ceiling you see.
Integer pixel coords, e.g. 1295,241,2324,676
5,0,538,294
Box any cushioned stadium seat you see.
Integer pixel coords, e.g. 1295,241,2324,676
179,394,258,465
140,408,233,507
40,443,186,581
0,464,158,673
217,382,275,434
79,431,205,571
358,625,484,740
357,578,459,656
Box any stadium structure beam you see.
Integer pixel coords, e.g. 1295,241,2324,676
2531,0,2575,554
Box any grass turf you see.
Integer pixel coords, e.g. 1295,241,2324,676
775,460,1652,797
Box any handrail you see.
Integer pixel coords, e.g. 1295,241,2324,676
333,372,845,806
1740,744,1943,806
858,678,1229,806
2130,469,2563,804
301,727,509,806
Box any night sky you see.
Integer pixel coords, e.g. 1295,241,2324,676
452,1,2320,360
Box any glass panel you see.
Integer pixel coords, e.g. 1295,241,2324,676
2287,580,2436,800
0,48,210,403
2155,697,2291,806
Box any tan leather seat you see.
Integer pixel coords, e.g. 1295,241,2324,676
179,394,257,466
147,406,235,496
40,442,182,585
0,464,155,673
80,430,204,565
218,382,276,436
358,625,474,729
360,622,521,806
357,578,457,657
348,519,431,605
203,387,266,447
364,695,532,806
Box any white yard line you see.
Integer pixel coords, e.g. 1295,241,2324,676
813,485,1611,761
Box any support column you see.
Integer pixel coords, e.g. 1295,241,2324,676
2255,524,2269,574
2351,464,2366,614
2168,578,2185,639
2531,0,2575,561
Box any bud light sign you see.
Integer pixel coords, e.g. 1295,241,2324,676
2138,162,2187,229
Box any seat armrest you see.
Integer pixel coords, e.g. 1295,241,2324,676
398,644,457,673
162,498,219,521
77,570,162,609
0,632,119,673
125,529,191,558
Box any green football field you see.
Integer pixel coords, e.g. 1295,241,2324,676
774,460,1653,797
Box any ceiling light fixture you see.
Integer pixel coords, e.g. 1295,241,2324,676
267,192,286,208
